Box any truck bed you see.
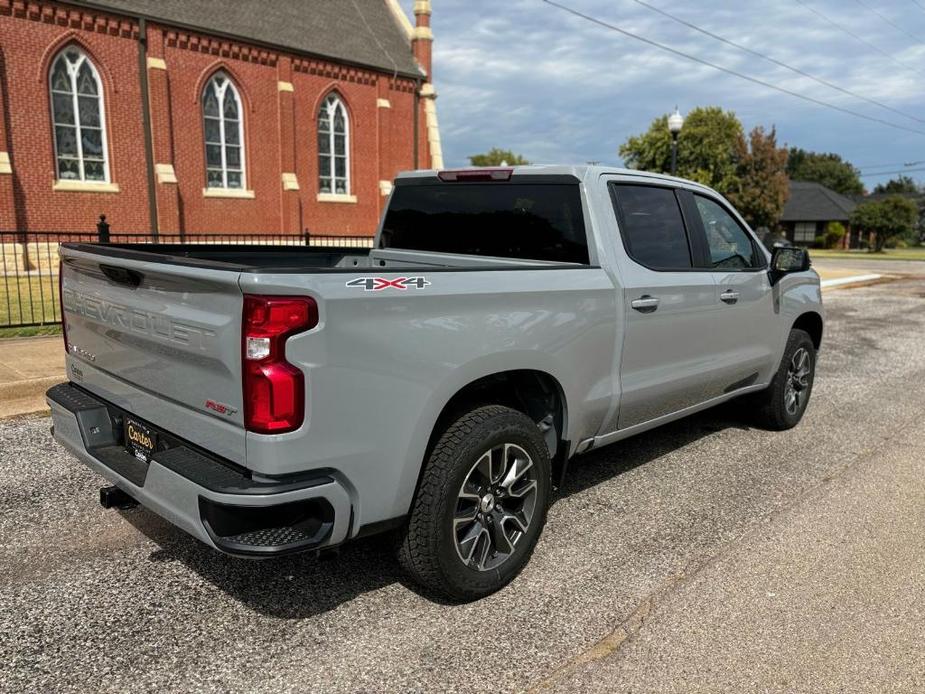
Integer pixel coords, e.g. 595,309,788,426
63,242,374,272
62,242,577,272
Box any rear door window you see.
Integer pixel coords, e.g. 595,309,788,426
611,184,692,270
380,182,589,264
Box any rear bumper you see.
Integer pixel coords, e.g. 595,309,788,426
46,382,352,556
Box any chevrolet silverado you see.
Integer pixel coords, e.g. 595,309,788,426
48,165,823,600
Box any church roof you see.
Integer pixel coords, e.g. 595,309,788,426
70,0,422,77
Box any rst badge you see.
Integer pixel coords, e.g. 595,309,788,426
205,399,238,416
346,276,431,292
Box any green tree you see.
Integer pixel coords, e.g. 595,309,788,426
850,195,918,252
872,175,919,194
786,148,864,196
468,148,531,166
619,106,743,192
726,126,789,229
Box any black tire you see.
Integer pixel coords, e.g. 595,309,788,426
397,405,551,602
753,329,816,430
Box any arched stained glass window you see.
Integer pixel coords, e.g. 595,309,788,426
49,47,109,182
317,93,349,195
202,72,245,189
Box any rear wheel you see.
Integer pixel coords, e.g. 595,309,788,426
397,405,551,601
753,329,816,430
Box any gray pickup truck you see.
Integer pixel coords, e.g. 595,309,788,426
48,165,822,600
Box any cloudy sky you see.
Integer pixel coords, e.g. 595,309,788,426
406,0,925,188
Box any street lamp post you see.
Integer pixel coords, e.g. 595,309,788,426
668,107,684,176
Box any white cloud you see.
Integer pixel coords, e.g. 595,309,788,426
423,0,925,183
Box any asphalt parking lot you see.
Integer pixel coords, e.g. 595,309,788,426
2,275,924,693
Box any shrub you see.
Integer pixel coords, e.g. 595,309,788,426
824,221,846,249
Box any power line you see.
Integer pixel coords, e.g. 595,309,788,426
539,0,925,137
854,0,925,45
859,166,925,177
795,0,925,78
632,0,925,125
858,159,925,171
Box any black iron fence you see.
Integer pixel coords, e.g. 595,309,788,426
1,221,374,329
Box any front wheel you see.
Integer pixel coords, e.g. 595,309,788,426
752,329,816,430
397,405,551,601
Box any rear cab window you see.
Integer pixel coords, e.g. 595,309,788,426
380,180,590,264
609,184,692,270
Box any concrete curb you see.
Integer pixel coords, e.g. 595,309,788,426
820,273,882,289
0,375,59,419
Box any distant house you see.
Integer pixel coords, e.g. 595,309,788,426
779,181,856,247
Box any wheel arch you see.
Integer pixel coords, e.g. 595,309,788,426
427,369,569,463
792,311,823,350
399,368,569,519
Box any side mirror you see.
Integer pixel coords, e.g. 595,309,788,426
770,246,810,283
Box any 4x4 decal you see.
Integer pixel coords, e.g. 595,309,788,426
346,276,431,292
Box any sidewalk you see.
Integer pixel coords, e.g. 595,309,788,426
0,336,65,418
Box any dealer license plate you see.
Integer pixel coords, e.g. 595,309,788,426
124,418,157,463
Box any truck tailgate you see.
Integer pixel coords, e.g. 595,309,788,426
60,246,246,462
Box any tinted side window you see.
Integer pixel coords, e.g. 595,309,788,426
694,195,759,269
381,183,589,264
612,185,692,269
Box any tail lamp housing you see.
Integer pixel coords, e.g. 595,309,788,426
242,295,318,434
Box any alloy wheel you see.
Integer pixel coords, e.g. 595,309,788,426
784,347,812,415
453,443,539,572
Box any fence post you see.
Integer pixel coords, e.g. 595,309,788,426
97,214,110,243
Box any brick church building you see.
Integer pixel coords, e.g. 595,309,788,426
0,0,442,236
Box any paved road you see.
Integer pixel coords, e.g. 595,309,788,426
543,425,925,693
2,277,924,693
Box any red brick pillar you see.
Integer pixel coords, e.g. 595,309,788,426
0,58,16,230
145,26,181,233
412,1,433,80
0,157,12,230
412,1,442,170
277,57,300,234
376,78,393,215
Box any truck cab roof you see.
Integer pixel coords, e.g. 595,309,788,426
395,164,721,197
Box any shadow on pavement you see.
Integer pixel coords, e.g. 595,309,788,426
121,402,753,618
122,510,403,619
555,402,752,502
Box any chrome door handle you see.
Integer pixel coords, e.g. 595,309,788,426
631,295,660,313
720,290,740,304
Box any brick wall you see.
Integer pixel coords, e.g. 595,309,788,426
0,0,425,236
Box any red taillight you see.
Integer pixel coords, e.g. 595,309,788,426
437,168,513,182
58,261,69,355
242,295,318,434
